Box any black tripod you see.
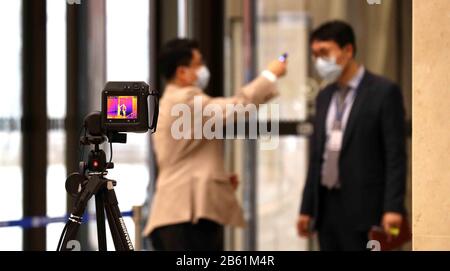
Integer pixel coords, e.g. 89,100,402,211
57,129,133,251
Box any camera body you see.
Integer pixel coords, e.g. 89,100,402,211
101,81,159,134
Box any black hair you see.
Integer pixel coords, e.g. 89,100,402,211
310,20,357,57
159,38,200,80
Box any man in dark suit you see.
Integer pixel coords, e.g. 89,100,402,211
297,21,406,251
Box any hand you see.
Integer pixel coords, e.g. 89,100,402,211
382,212,403,238
297,214,313,238
267,59,287,78
229,174,239,191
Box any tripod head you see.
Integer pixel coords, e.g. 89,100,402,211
79,111,126,173
65,111,126,197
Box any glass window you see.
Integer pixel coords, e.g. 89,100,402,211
99,0,150,250
46,0,67,250
0,0,23,251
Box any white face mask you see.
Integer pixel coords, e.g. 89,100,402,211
314,57,343,82
195,65,210,89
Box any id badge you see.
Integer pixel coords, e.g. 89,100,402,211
328,130,343,151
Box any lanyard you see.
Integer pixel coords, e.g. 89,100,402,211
334,88,355,123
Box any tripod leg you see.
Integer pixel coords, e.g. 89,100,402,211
59,215,83,251
103,181,134,251
58,175,105,251
58,199,87,251
95,192,107,251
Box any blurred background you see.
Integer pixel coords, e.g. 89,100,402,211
0,0,411,251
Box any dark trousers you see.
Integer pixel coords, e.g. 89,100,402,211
150,219,224,251
317,188,369,251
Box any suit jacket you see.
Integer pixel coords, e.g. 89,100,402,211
143,76,278,236
300,70,407,231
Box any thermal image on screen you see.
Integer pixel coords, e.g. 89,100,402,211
107,96,138,120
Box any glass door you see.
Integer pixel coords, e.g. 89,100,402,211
255,0,312,251
224,0,317,251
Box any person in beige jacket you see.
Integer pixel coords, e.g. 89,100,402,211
143,38,287,251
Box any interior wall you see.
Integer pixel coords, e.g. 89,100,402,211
412,0,450,251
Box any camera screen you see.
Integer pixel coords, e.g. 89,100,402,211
106,96,138,120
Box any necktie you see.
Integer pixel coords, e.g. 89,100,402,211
321,86,350,189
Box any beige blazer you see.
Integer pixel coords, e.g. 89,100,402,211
143,76,278,236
